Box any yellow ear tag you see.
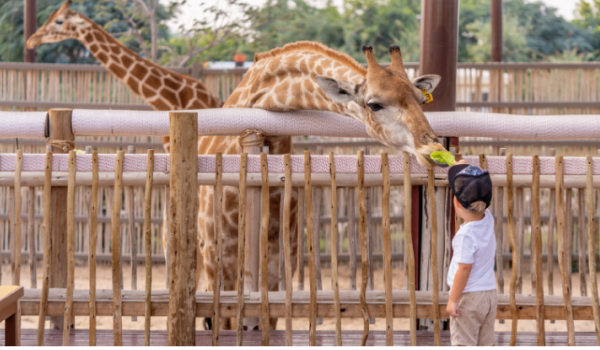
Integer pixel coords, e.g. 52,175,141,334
422,87,433,104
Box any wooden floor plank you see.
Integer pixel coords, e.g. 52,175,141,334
1,329,598,346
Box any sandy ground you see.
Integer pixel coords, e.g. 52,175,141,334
1,261,597,333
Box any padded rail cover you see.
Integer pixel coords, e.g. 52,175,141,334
71,109,600,139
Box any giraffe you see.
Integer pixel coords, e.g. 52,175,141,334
26,0,223,152
26,0,223,307
196,41,447,330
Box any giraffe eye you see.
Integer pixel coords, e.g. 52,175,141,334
367,103,383,112
55,19,64,25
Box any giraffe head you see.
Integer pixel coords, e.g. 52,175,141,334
315,45,446,168
26,1,90,49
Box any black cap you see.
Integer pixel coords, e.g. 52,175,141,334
448,164,493,210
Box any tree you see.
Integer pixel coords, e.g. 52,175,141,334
464,17,530,62
574,0,600,59
158,0,267,67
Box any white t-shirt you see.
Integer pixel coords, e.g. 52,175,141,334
447,209,497,293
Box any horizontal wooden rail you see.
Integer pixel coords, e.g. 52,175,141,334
19,288,597,321
0,172,599,188
0,100,152,111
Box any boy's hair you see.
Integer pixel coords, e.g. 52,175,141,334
467,201,487,214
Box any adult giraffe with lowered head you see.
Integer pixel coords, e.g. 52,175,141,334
198,41,447,329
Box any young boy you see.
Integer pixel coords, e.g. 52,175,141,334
446,160,497,346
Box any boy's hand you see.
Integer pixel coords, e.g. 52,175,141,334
446,300,460,318
454,159,468,165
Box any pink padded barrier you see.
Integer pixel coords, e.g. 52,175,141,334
0,111,47,138
1,154,599,176
71,109,600,139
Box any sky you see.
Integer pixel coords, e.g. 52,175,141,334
165,0,578,32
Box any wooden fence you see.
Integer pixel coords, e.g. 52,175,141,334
3,62,600,114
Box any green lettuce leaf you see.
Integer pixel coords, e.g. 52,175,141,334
430,151,455,166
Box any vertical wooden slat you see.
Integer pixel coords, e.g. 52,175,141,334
260,152,270,345
13,149,23,286
27,187,36,289
304,150,317,346
556,156,575,346
403,152,417,346
112,150,124,346
348,187,357,291
532,155,545,345
37,148,52,346
212,152,222,346
236,153,248,346
495,149,505,323
283,154,294,346
507,154,518,346
126,145,138,322
586,155,600,343
357,150,370,346
381,153,393,346
297,189,305,291
363,147,375,326
62,151,76,346
89,151,98,346
167,112,198,346
578,188,587,297
516,187,525,294
327,152,342,346
427,168,440,346
144,150,154,347
279,189,285,292
548,149,556,325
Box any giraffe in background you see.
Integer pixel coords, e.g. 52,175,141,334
27,0,221,308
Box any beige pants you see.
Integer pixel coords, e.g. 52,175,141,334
450,290,497,346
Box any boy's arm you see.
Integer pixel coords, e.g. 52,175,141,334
446,263,473,317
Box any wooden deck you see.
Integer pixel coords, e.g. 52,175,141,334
1,329,599,346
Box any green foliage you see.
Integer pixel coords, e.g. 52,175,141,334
465,17,530,62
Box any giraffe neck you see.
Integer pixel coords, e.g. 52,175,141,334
76,17,222,111
224,50,367,125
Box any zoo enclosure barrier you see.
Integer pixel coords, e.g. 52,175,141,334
1,108,600,346
3,62,600,114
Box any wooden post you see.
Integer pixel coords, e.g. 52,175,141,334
328,153,342,346
13,150,23,286
357,151,370,346
427,169,440,346
578,188,587,297
212,152,223,346
240,132,262,331
236,153,248,346
167,111,198,346
495,148,506,323
126,145,138,322
548,149,556,325
46,108,74,330
27,186,36,289
304,150,317,346
297,190,305,291
259,153,270,345
556,156,575,346
532,155,545,345
586,155,600,343
37,147,52,346
283,154,294,346
348,187,357,291
144,150,154,347
63,151,76,345
516,187,525,294
404,152,417,346
382,153,393,346
112,151,124,346
506,154,518,346
89,151,99,346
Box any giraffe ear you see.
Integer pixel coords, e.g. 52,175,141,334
412,74,441,93
315,76,361,104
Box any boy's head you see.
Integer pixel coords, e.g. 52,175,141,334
448,162,492,215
